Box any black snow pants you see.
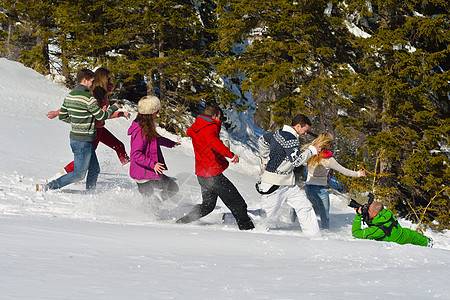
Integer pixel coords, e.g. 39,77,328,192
177,173,254,230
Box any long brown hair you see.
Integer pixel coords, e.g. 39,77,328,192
136,113,160,142
94,67,110,90
93,68,110,106
302,133,333,167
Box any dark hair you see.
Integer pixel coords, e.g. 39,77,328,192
203,103,222,118
291,113,312,127
76,69,95,83
92,86,107,106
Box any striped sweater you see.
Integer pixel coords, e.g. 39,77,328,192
59,84,118,142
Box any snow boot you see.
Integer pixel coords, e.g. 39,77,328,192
176,215,192,224
36,183,49,192
237,219,255,230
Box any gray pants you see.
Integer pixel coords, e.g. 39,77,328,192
137,175,179,200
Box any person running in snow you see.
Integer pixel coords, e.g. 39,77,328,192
304,133,366,230
176,103,255,230
128,95,180,200
41,69,119,191
352,201,433,247
256,113,321,236
46,67,130,180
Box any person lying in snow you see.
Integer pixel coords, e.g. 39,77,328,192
352,201,433,247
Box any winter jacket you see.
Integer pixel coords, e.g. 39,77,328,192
306,156,361,187
59,84,117,142
128,121,177,181
94,94,122,129
259,125,317,186
352,209,430,247
186,115,234,177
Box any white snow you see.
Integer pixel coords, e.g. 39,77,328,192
345,21,371,39
0,57,449,299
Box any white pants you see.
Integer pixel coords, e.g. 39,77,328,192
260,183,321,236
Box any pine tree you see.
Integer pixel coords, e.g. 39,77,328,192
339,0,449,230
0,0,56,74
214,0,449,229
106,0,231,134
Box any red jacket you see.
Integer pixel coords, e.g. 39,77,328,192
187,115,234,177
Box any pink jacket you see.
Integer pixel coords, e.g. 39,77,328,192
128,121,177,180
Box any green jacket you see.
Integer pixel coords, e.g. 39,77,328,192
352,209,430,247
59,84,117,142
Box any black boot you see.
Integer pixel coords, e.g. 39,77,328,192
238,219,255,230
176,215,193,224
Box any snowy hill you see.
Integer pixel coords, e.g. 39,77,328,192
0,58,449,299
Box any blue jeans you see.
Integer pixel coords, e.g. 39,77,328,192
305,184,329,229
48,139,100,190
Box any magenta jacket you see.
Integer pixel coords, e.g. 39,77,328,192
128,121,177,181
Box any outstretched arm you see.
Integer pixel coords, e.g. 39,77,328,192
46,109,60,119
329,158,365,177
352,214,384,240
287,144,318,167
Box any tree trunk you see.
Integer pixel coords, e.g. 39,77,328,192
42,41,50,75
158,38,166,101
146,71,155,96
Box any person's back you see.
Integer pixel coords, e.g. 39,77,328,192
177,104,254,230
187,113,233,178
59,83,115,142
259,126,308,186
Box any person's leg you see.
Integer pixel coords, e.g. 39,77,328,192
137,181,155,197
85,143,100,190
63,161,74,173
259,185,287,229
305,184,328,229
286,185,321,236
213,174,254,230
176,176,217,223
48,139,92,189
317,186,330,229
63,130,102,174
97,127,130,165
261,187,285,219
153,175,179,200
305,184,320,214
398,228,430,246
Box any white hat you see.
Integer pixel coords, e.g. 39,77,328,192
138,96,161,114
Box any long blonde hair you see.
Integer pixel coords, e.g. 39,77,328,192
302,133,333,167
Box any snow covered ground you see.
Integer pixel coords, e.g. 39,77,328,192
0,58,449,299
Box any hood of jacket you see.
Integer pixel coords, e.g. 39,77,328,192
186,114,233,177
128,120,141,136
371,209,394,225
187,115,220,136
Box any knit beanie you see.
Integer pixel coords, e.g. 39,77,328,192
138,95,161,115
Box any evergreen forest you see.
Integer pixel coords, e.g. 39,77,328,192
1,0,448,230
